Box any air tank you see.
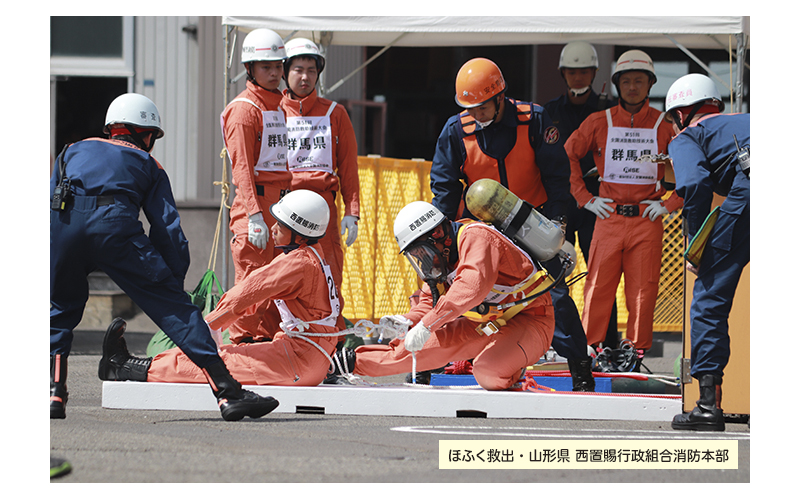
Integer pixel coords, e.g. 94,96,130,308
465,178,565,261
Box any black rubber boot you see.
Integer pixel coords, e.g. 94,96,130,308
672,374,725,431
324,348,356,384
568,357,596,392
50,354,68,419
203,361,279,421
98,317,152,381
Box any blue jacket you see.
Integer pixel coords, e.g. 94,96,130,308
430,97,571,220
668,113,750,240
50,138,190,284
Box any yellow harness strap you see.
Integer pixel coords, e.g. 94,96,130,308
454,221,554,335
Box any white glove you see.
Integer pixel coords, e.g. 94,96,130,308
341,215,359,247
207,322,223,349
404,322,431,352
584,197,615,220
248,213,268,249
641,199,668,221
378,314,413,340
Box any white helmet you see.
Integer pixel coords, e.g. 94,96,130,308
612,49,656,85
103,93,164,138
559,41,599,69
665,74,723,112
393,201,446,252
269,189,329,239
241,28,286,64
284,37,325,73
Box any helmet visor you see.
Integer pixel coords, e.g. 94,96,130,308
403,241,447,283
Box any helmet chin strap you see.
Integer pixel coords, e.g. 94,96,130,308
476,95,502,129
569,86,591,97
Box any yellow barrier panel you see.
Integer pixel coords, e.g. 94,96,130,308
337,156,684,333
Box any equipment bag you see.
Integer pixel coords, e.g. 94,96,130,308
146,269,230,357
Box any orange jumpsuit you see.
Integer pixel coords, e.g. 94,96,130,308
221,81,293,343
281,89,360,301
353,222,554,390
147,243,340,386
564,101,681,350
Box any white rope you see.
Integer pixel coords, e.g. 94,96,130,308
279,318,411,386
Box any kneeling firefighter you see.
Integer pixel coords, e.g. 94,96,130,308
330,200,562,391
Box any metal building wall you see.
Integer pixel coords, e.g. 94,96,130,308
134,16,199,202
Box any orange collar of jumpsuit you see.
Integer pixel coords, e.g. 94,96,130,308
281,88,320,116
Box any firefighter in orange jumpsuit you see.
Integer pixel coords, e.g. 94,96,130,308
564,50,681,363
221,28,292,343
331,201,555,391
280,38,360,329
109,190,342,387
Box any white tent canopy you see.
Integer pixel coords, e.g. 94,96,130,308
221,16,749,49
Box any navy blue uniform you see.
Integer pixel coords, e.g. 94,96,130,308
50,138,220,368
669,113,750,378
430,97,586,361
430,97,571,221
544,91,619,348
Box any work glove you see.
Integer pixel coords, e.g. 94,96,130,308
341,215,359,247
404,322,432,353
248,213,268,249
207,322,223,349
641,199,668,221
584,197,615,220
378,314,413,340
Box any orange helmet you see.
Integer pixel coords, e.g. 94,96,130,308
454,58,506,108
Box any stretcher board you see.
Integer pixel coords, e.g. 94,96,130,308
102,381,681,422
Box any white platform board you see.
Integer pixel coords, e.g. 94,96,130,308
102,381,681,422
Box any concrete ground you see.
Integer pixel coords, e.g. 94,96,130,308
43,315,753,487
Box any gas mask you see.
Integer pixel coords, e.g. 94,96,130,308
402,224,455,307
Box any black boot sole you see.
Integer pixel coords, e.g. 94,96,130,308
219,396,280,421
50,404,66,419
671,412,725,432
98,318,128,380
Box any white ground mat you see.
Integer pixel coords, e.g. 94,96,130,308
102,381,682,422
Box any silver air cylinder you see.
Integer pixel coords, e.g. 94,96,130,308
465,178,565,261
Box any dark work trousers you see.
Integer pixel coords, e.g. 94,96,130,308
50,196,221,368
689,204,750,379
542,254,590,361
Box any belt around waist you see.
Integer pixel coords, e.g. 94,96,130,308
65,195,117,210
615,204,641,217
255,185,290,198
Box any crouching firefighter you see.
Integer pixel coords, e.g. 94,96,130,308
330,200,566,391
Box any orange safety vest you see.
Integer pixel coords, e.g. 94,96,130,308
459,99,548,209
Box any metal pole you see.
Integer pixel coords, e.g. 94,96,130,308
221,25,234,289
735,33,747,113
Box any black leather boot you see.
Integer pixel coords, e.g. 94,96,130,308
672,374,725,431
98,317,152,381
51,354,68,419
202,361,280,421
568,357,596,392
324,348,357,384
